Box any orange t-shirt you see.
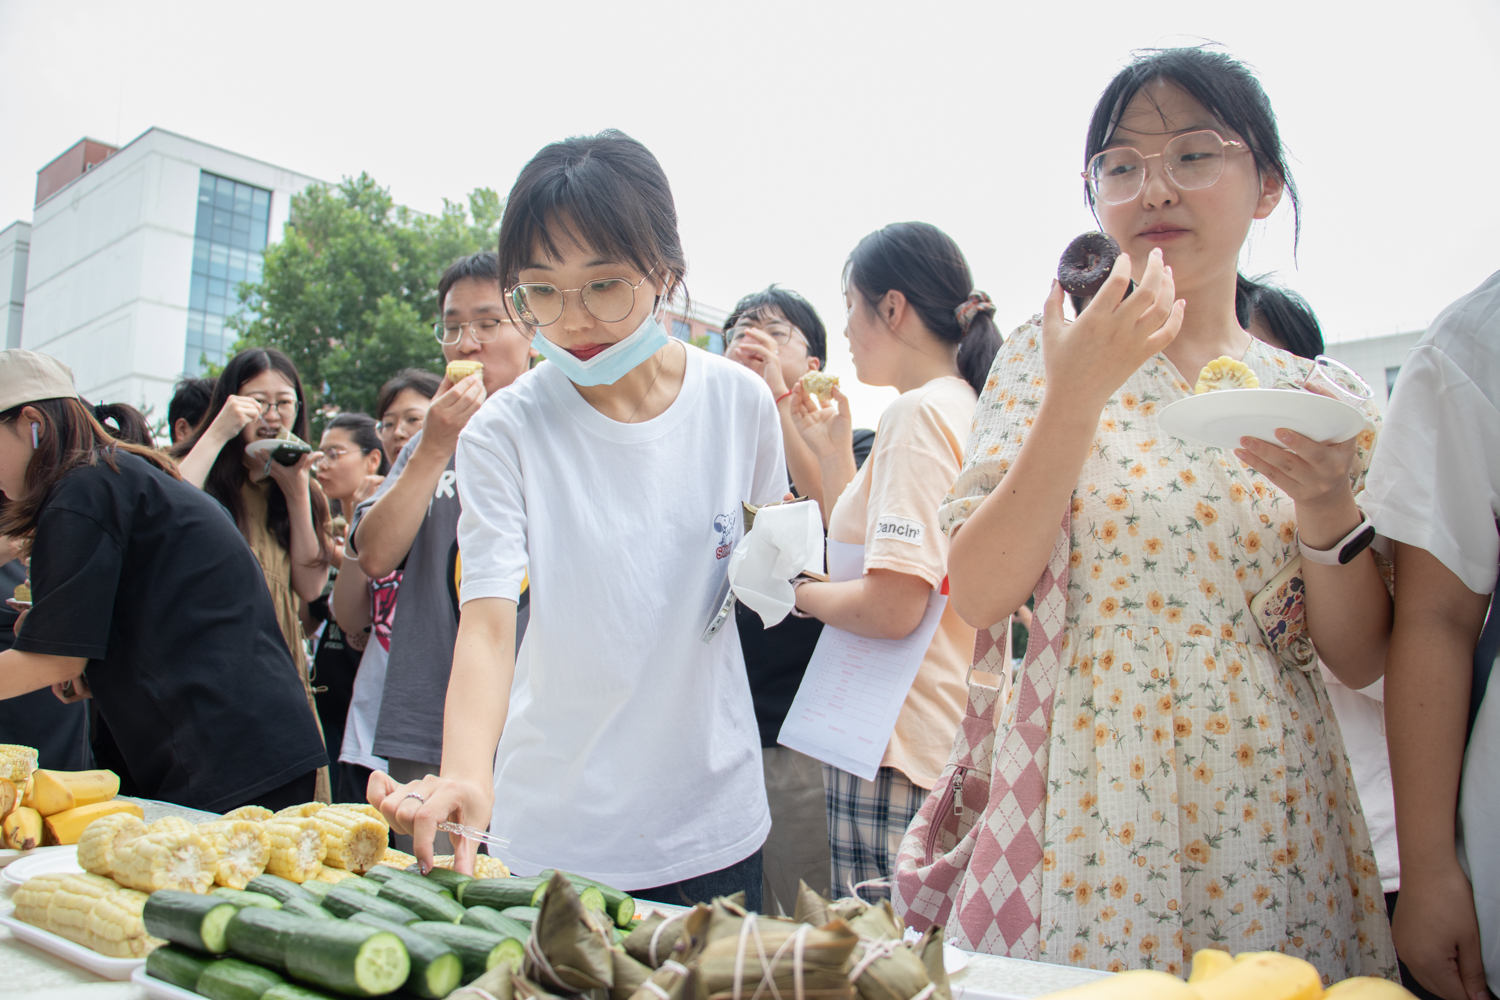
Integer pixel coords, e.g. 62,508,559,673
827,376,978,790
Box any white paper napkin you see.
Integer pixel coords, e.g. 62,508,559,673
727,500,824,627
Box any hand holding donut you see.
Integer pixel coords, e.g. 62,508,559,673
368,769,495,875
1041,247,1184,413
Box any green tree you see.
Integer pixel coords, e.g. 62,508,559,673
231,174,502,425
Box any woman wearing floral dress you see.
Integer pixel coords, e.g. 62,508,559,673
942,49,1397,982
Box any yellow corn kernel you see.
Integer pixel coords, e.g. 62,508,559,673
315,807,388,873
335,802,389,830
87,886,159,957
0,743,38,782
381,847,418,868
431,854,511,878
315,866,360,883
274,802,327,820
44,873,118,935
146,816,195,835
222,805,274,822
13,872,69,924
197,820,271,889
112,829,218,893
263,818,326,883
77,813,148,876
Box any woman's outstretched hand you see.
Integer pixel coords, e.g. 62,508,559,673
1041,247,1184,412
369,769,495,875
789,380,852,461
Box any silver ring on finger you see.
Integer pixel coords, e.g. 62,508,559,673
403,792,427,805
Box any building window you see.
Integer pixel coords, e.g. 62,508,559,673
670,319,692,340
184,173,270,373
1385,366,1401,399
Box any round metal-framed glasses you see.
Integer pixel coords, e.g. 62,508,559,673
433,317,520,346
508,269,656,328
1084,129,1248,205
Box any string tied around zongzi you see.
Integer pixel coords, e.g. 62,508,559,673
733,918,812,1000
846,940,936,1000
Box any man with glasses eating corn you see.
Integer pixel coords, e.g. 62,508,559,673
348,251,535,849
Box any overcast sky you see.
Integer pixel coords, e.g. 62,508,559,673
3,0,1496,426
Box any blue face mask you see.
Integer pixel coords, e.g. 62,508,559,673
532,308,671,387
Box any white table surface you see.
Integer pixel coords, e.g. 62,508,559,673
0,803,1109,1000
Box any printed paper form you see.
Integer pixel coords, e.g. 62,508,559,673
776,540,948,781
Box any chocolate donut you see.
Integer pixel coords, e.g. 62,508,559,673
1057,231,1121,297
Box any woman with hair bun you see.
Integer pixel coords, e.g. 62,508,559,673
788,221,1000,900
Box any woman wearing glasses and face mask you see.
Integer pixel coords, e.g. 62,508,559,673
172,347,337,800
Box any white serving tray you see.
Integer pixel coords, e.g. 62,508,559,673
2,844,81,886
1157,387,1365,452
133,965,201,1000
0,901,146,980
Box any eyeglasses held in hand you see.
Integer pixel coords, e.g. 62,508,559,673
1083,130,1248,205
509,269,656,328
434,317,519,346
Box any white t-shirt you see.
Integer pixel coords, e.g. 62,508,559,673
455,345,785,890
339,638,390,773
1318,666,1398,892
1361,269,1500,992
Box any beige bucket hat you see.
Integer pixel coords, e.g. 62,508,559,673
0,350,79,412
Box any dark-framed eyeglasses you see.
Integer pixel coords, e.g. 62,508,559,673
1083,129,1248,205
726,320,803,346
250,397,300,420
434,317,520,346
508,269,656,328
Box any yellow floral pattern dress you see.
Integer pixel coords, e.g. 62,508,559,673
940,318,1396,984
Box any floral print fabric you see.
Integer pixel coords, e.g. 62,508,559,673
940,318,1396,983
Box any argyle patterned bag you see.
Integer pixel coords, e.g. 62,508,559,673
892,511,1071,957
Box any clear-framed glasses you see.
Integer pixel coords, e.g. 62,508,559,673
434,317,520,346
1083,129,1248,205
316,446,353,466
726,319,803,346
250,397,299,421
508,269,656,328
377,413,424,437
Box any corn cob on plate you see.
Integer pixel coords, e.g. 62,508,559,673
197,819,271,888
1,872,164,978
112,829,218,893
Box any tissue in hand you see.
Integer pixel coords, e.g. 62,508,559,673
727,500,825,628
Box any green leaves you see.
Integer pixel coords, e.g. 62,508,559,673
230,173,502,431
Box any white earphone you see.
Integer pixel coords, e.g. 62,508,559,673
30,422,38,449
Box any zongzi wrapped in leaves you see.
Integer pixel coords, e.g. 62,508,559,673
916,928,951,1000
525,871,615,993
629,957,696,1000
625,905,711,969
793,881,836,928
611,950,655,1000
703,895,752,944
694,916,859,1000
848,938,933,1000
846,900,903,943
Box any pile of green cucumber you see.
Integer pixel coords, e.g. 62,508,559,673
140,865,638,999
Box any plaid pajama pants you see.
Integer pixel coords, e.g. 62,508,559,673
824,764,927,902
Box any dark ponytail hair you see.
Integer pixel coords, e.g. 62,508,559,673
0,398,179,538
1236,274,1324,360
83,400,154,448
324,412,389,476
170,347,330,568
844,222,1002,395
1084,47,1299,248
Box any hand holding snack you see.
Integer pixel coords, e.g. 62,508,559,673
421,364,487,457
369,768,494,875
1041,246,1183,413
789,374,852,460
206,393,265,443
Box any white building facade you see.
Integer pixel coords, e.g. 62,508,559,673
0,221,28,349
17,129,320,418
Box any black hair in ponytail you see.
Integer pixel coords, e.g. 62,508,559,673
1236,274,1324,360
844,222,1002,395
84,400,154,448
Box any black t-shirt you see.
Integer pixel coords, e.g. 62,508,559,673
741,428,877,748
0,558,91,770
13,452,327,810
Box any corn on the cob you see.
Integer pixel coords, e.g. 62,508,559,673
112,829,218,893
197,820,270,889
274,802,326,820
222,804,273,822
336,802,389,830
314,807,387,873
145,816,195,835
16,873,161,957
77,813,147,876
0,744,38,782
314,866,361,883
263,817,326,882
431,854,510,878
381,847,418,868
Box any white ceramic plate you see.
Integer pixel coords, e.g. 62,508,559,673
1157,388,1365,452
0,901,146,980
1,844,81,885
133,966,201,1000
